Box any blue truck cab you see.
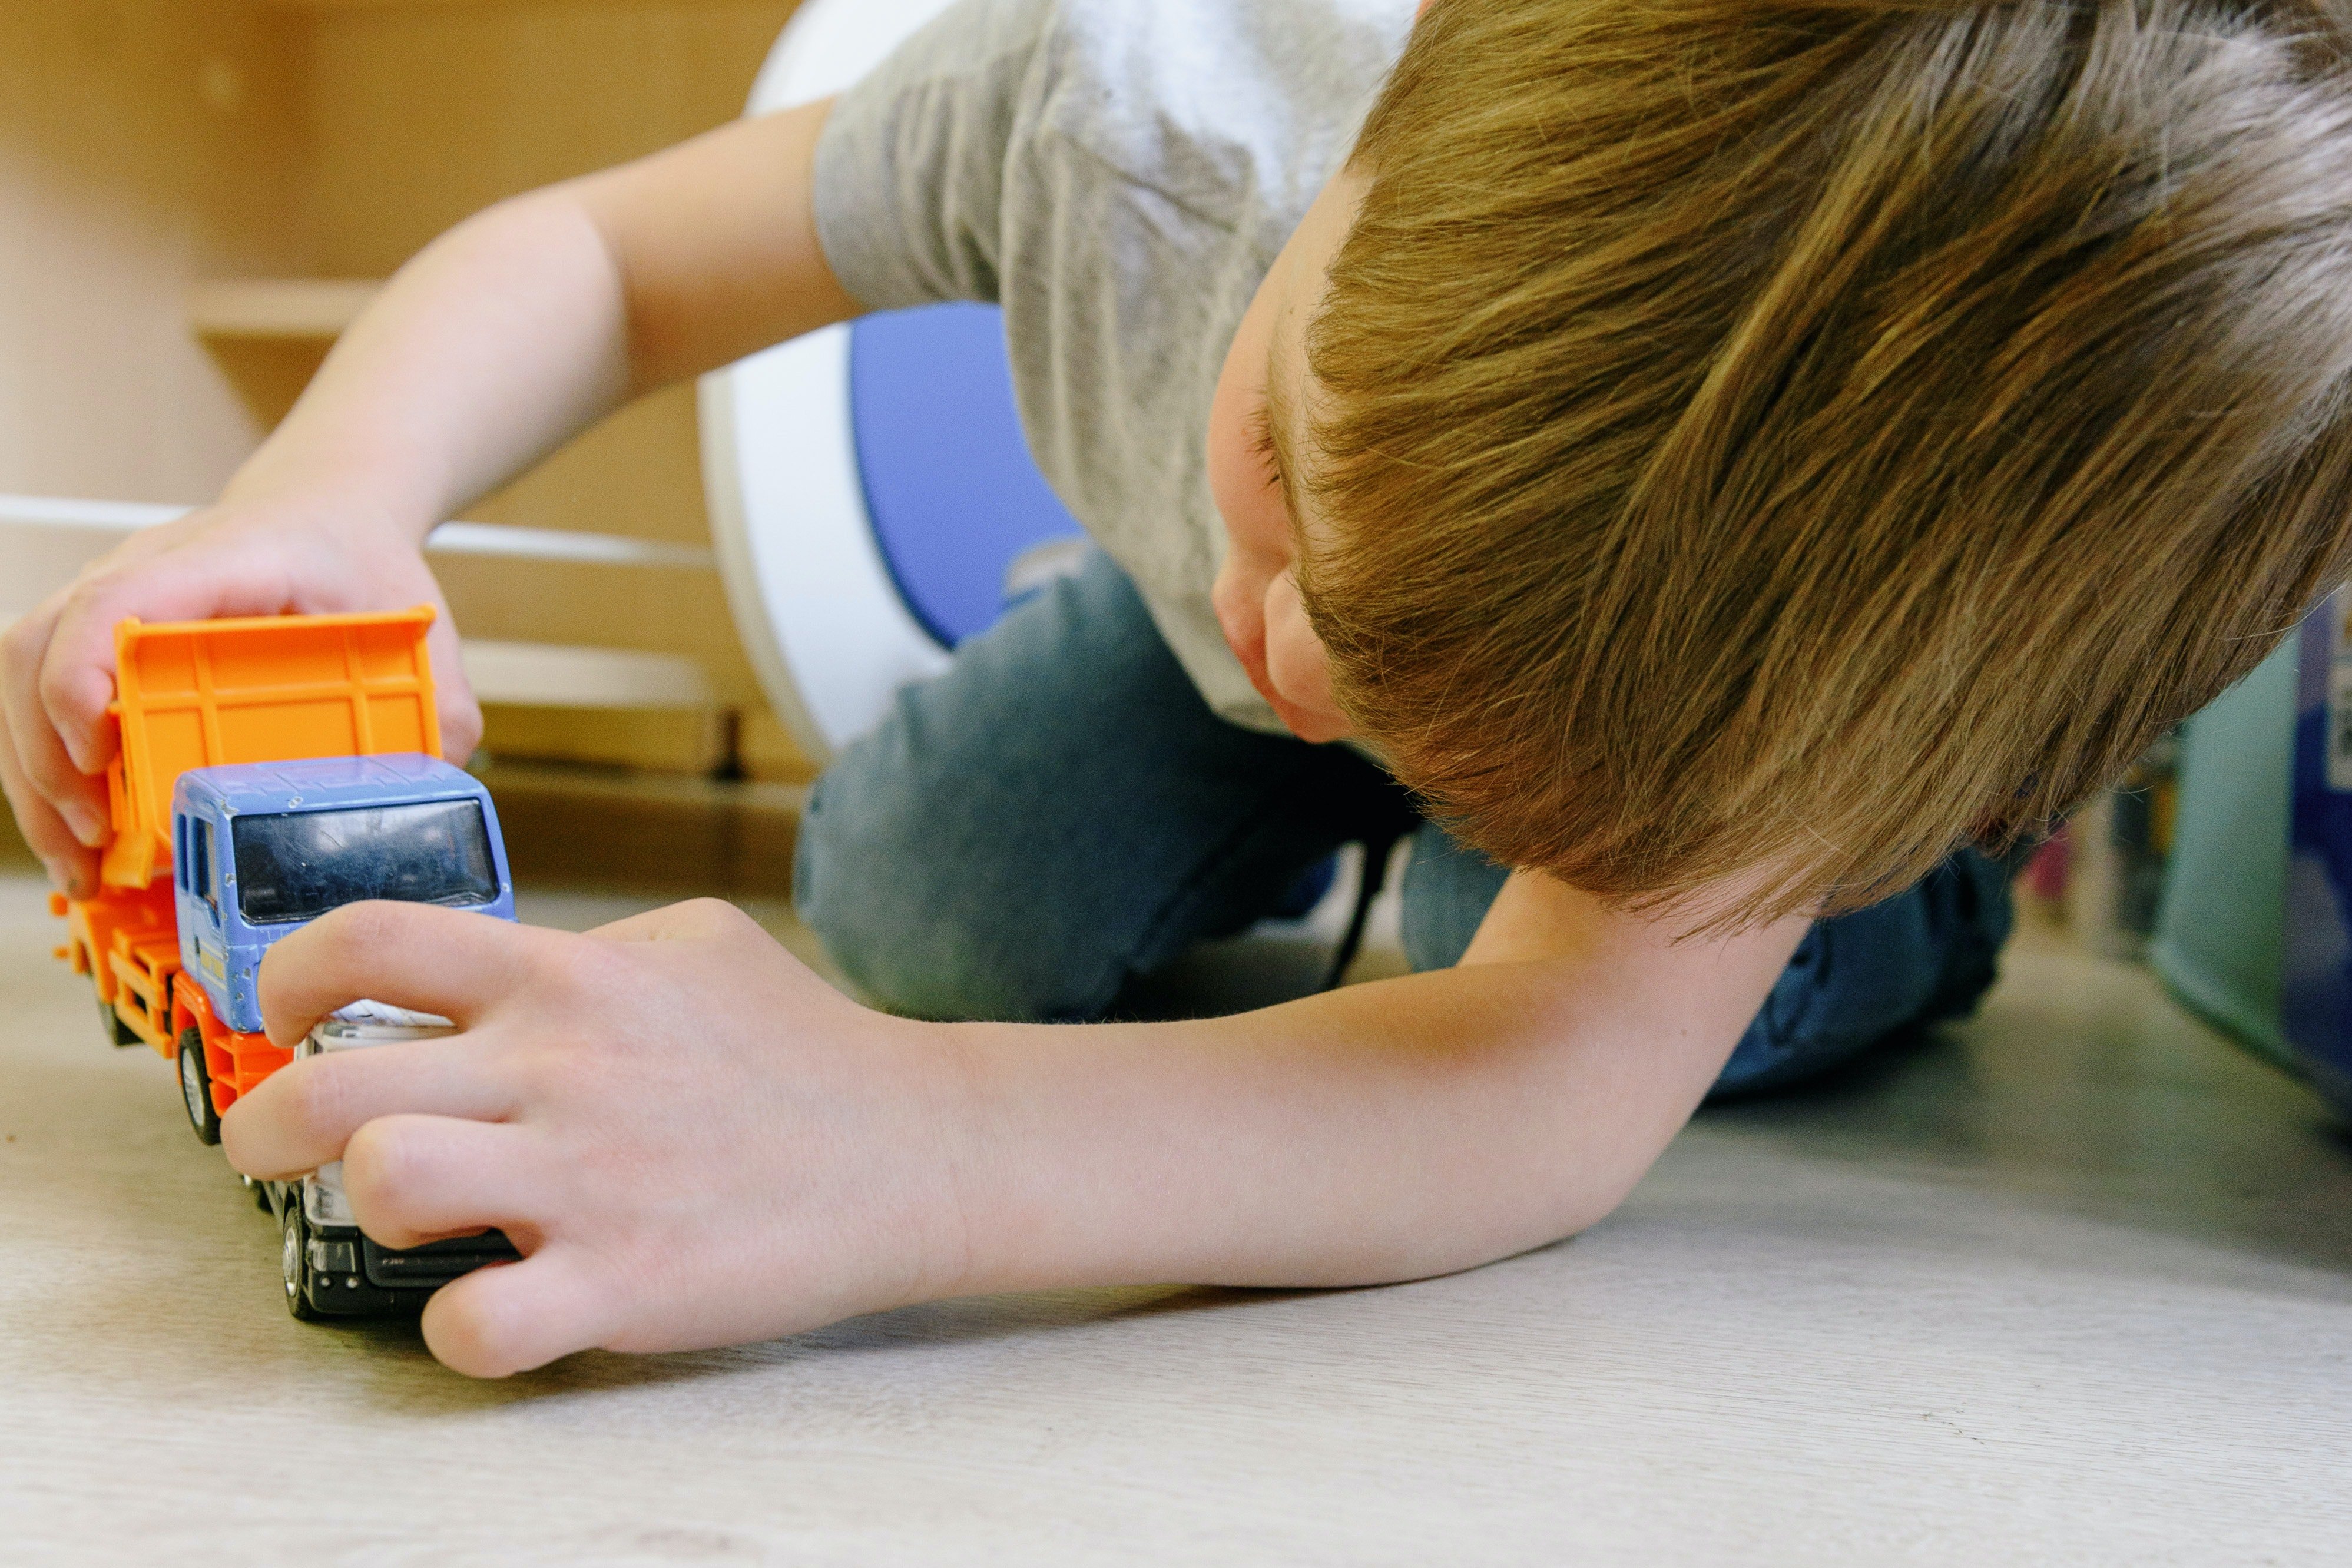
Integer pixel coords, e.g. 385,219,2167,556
170,752,517,1035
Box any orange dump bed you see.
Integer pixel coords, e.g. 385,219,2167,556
98,608,443,891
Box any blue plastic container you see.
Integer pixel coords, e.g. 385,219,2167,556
2283,588,2352,1112
2149,638,2296,1066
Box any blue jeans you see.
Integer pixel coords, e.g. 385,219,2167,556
797,553,2012,1096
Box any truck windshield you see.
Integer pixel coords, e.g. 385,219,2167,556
231,799,499,926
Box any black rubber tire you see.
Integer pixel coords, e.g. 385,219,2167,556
281,1204,320,1322
97,999,140,1049
177,1028,222,1146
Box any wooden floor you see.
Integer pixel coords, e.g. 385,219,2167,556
4,868,2350,1564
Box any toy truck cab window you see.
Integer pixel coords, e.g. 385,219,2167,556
191,818,217,911
231,798,500,926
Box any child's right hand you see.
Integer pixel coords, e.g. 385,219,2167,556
0,493,476,897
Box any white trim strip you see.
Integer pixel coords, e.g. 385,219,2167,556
461,640,714,710
0,613,714,712
0,495,715,571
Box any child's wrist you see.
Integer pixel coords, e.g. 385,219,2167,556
885,1017,1122,1306
896,1019,1022,1305
905,1019,1195,1302
217,446,445,550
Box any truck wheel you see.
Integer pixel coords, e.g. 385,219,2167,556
281,1204,320,1322
97,1000,139,1049
177,1028,222,1146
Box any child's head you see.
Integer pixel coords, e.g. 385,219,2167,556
1207,0,2352,926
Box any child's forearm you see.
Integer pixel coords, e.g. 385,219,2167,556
224,194,635,533
226,100,854,530
221,883,1804,1375
940,903,1808,1296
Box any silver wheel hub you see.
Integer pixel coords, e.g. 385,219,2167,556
181,1048,205,1125
282,1220,300,1299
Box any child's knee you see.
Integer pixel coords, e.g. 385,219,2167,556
793,761,1119,1023
795,764,967,1016
1399,826,1512,972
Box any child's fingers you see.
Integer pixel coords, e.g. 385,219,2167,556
37,541,299,775
0,718,97,894
0,601,111,851
420,1244,620,1379
420,605,484,764
257,900,555,1048
340,1113,546,1251
221,1034,525,1179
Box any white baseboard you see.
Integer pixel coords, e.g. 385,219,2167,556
0,494,718,712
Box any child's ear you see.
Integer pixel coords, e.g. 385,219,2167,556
1264,572,1354,744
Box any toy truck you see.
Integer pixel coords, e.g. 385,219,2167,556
53,608,522,1318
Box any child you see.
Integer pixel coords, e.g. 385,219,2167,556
7,0,2350,1378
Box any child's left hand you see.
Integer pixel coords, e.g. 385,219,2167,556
221,899,980,1377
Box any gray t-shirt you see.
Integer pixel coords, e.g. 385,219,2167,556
812,0,1414,733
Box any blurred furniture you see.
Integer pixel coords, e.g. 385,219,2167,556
0,0,803,778
701,0,1082,763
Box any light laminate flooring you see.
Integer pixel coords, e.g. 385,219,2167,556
2,871,2348,1565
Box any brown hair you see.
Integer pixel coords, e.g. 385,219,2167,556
1301,0,2352,927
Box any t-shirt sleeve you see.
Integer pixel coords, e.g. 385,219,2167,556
810,0,1058,310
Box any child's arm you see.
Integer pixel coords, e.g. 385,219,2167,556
221,875,1804,1377
0,103,852,893
229,100,859,525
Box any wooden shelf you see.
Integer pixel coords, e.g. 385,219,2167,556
6,0,805,781
185,279,382,341
471,758,804,895
260,1,754,13
262,2,642,12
